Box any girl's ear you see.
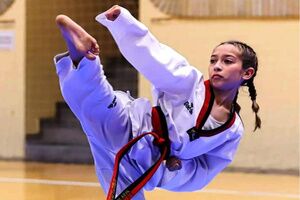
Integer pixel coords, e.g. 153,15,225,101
242,67,255,81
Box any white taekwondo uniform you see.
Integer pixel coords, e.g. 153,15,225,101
54,7,244,200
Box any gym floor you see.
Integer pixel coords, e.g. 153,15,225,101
0,161,298,200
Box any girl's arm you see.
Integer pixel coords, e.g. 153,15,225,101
157,135,241,191
96,7,201,96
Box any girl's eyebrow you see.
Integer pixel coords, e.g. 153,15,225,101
211,54,238,58
224,54,238,59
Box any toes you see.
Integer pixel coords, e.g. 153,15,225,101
91,40,100,55
91,47,100,56
85,51,97,60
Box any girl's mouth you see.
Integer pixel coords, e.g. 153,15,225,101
212,74,223,79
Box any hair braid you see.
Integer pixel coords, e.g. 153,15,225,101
233,91,241,114
247,79,261,131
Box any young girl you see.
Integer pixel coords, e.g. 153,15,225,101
54,5,261,200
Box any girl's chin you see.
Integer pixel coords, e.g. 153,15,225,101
210,79,224,87
210,81,240,92
210,80,232,90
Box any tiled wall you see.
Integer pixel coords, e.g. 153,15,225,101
26,0,138,134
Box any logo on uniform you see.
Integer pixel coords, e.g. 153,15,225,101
184,101,193,114
108,96,117,108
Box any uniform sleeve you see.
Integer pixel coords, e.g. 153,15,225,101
96,7,201,96
156,134,241,192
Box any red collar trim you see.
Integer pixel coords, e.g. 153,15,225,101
188,80,236,140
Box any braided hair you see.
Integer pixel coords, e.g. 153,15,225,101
218,40,261,131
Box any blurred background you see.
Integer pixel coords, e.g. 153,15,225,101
0,0,298,199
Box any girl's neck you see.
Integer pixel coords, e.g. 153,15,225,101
213,88,237,110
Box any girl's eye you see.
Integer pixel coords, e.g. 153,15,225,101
210,59,216,64
224,59,234,64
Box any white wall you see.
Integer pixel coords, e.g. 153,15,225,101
0,0,25,158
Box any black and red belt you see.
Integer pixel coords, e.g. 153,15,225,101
106,106,171,200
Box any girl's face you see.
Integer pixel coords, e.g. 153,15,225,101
209,44,253,91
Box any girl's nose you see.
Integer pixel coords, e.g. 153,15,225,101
213,63,222,72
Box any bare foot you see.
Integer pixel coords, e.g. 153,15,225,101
55,15,100,65
105,5,121,21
